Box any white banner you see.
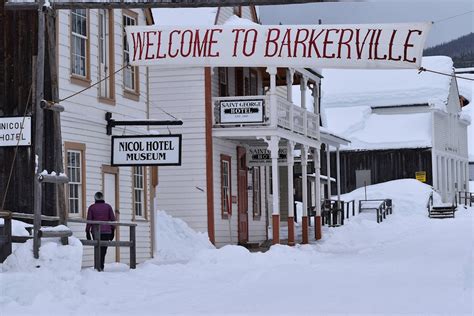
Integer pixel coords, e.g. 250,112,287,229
0,117,31,147
112,135,182,166
219,99,264,124
126,22,431,69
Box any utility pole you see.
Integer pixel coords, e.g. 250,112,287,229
33,0,45,259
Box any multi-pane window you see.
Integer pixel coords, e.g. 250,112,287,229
221,155,232,218
67,150,83,214
133,166,145,217
123,14,137,91
252,167,261,218
71,9,88,77
98,9,111,98
218,68,228,97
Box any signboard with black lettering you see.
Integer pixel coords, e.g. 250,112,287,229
111,135,182,166
0,117,31,147
247,146,287,167
219,99,264,124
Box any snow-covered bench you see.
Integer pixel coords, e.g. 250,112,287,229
358,199,392,223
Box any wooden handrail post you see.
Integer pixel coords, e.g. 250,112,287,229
92,224,101,271
130,225,136,269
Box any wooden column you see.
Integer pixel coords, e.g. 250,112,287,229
268,136,280,245
287,141,295,246
267,67,278,128
336,146,341,206
326,143,331,200
33,1,46,259
314,147,322,240
301,145,309,244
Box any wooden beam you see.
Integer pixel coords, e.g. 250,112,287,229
5,0,328,10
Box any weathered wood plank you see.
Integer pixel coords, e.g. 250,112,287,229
5,0,327,10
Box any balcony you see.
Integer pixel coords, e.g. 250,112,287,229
212,95,319,140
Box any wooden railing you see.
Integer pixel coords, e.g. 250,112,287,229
68,218,137,270
458,191,474,207
212,95,319,139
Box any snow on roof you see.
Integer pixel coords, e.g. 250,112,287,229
324,106,432,151
457,73,474,105
153,8,218,26
462,103,474,161
322,56,454,111
223,15,259,26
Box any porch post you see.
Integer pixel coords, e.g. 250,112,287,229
314,147,322,240
326,143,332,199
301,145,309,244
300,75,308,135
286,68,294,102
267,67,278,128
287,141,295,246
336,146,341,206
268,135,281,244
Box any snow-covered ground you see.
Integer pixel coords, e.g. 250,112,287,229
1,179,472,315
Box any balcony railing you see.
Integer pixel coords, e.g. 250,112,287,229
213,95,319,139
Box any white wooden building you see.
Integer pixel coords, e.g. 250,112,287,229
56,7,156,266
149,6,347,247
322,56,470,202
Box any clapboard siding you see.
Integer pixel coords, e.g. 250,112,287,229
57,8,153,267
149,66,209,234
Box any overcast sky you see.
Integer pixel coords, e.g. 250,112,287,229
260,0,473,48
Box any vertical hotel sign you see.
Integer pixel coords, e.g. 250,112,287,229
125,23,431,69
112,135,182,166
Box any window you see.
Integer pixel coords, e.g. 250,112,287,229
221,155,232,218
252,167,261,219
218,68,229,97
71,9,89,79
250,69,258,95
133,166,145,218
123,11,139,96
98,9,115,101
65,142,86,216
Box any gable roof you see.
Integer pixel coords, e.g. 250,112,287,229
322,56,454,112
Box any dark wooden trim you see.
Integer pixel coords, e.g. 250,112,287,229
64,141,87,218
205,67,215,245
220,154,232,219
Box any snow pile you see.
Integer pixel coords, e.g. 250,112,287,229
462,102,474,161
0,218,32,237
2,236,82,273
154,211,215,263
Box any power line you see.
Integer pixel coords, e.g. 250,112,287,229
433,10,474,24
418,67,474,81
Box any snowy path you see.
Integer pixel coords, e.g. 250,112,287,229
1,181,473,315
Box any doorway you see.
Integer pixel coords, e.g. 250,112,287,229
237,147,248,244
102,165,120,263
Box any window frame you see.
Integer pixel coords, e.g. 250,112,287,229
221,154,232,219
64,142,86,218
132,166,148,221
70,9,91,86
122,9,140,100
252,167,261,220
218,67,229,97
98,8,116,104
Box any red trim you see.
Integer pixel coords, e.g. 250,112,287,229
205,67,215,244
315,216,322,240
302,216,309,244
287,217,295,246
272,214,280,244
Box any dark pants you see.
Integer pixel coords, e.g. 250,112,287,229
99,233,113,271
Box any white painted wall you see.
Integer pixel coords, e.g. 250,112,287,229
58,9,152,267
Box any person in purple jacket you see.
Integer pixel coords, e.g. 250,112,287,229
85,191,116,271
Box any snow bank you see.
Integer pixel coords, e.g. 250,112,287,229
154,211,214,263
0,218,32,237
2,236,82,273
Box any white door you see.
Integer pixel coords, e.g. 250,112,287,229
103,173,118,263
